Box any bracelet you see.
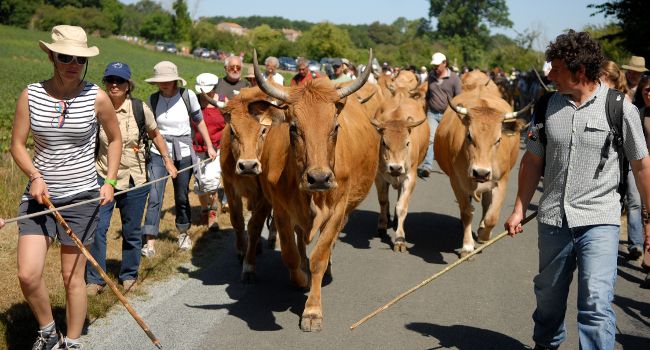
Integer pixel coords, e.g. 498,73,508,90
30,176,44,183
105,178,118,188
29,171,41,181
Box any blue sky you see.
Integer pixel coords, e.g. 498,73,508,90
122,0,609,45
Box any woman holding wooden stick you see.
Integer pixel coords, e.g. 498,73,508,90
10,25,121,350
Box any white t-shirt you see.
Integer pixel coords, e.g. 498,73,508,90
264,72,284,85
149,89,202,158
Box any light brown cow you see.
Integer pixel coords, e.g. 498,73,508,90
216,87,280,281
372,93,428,252
253,50,379,331
433,88,529,257
461,70,502,97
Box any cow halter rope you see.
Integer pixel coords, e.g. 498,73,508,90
41,196,163,349
349,211,538,330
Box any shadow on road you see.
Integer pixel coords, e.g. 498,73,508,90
405,322,530,349
179,228,307,331
341,209,463,264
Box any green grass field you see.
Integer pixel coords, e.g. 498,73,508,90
0,24,229,152
0,24,243,349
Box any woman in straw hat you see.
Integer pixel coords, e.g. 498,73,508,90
10,25,121,350
141,61,216,257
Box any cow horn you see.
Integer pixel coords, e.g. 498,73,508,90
503,101,534,121
407,117,427,128
357,91,376,104
337,49,373,99
485,77,492,86
531,66,551,92
447,96,468,115
253,49,289,102
200,92,220,108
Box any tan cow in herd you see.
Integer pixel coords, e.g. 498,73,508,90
434,71,530,257
372,70,429,252
250,50,379,331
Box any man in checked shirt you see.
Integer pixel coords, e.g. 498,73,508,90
505,30,650,350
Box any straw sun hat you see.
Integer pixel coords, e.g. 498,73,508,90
621,56,648,73
145,61,187,86
39,25,99,57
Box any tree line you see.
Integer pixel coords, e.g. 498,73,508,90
0,0,645,70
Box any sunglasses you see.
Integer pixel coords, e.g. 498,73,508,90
55,53,88,65
227,65,241,72
54,101,67,128
104,76,127,85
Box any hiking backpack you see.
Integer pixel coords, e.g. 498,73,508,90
95,97,148,159
530,89,627,203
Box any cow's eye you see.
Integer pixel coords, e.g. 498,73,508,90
331,123,340,138
495,137,502,145
466,132,472,144
406,140,410,147
230,127,236,138
290,123,298,136
382,138,388,149
260,126,268,137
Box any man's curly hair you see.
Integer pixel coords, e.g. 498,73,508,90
545,30,605,81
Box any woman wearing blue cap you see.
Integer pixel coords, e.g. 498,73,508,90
86,61,177,296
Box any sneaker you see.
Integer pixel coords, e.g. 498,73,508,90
31,329,60,350
86,283,105,296
417,168,430,178
141,243,156,258
55,339,83,349
628,246,642,260
122,279,136,292
208,210,218,229
178,233,193,250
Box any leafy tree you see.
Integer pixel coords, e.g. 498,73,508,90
172,0,191,42
429,0,512,38
247,24,287,59
140,11,174,41
100,0,123,34
297,23,354,60
589,0,650,59
0,0,43,27
34,4,115,36
583,23,631,64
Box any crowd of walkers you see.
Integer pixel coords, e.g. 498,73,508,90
1,24,649,350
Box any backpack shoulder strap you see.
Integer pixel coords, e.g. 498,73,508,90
179,88,192,116
605,88,625,143
149,92,160,118
131,98,146,142
532,92,554,146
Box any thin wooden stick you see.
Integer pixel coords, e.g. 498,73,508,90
42,197,163,349
350,211,538,330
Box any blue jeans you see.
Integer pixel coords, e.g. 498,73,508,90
533,220,619,350
625,169,643,251
420,110,443,170
86,176,149,284
143,153,193,236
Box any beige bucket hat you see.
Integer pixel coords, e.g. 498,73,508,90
622,56,648,73
39,25,99,57
145,61,187,86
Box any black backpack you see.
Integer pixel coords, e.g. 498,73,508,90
531,89,627,203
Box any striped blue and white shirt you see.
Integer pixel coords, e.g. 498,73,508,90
23,81,99,201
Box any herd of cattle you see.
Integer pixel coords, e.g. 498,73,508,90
206,50,532,332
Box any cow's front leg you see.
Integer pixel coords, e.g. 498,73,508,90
375,175,390,237
301,204,345,332
225,185,247,264
450,182,474,257
274,208,309,289
393,173,416,252
241,199,272,283
477,180,508,243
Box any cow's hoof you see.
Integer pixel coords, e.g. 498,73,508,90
394,237,406,252
459,249,474,259
377,228,387,237
300,314,323,332
241,271,257,284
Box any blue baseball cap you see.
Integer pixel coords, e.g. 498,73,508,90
103,61,131,80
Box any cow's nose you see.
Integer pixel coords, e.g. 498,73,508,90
388,164,403,175
237,160,260,175
472,168,491,181
306,170,333,190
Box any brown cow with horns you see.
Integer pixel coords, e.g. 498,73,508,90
252,49,379,331
434,73,530,257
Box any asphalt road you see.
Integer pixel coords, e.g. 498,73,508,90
82,150,650,350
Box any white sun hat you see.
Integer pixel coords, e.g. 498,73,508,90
195,73,219,94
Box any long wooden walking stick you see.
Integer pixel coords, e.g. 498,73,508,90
42,197,163,349
350,211,538,330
